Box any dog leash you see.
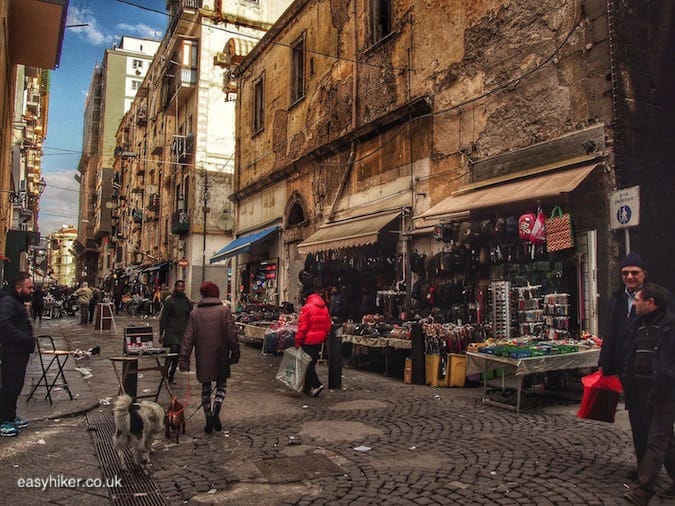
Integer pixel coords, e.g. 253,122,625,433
187,384,216,421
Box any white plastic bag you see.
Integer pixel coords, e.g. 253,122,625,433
275,347,312,391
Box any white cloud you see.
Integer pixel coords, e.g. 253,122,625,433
116,23,163,40
67,6,115,46
38,169,81,236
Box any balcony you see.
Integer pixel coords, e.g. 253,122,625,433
167,0,202,38
9,0,68,69
136,107,148,126
171,210,189,234
171,134,194,162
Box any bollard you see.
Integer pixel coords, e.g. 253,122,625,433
411,322,426,385
327,323,342,390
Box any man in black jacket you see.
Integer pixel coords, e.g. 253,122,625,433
0,273,35,437
622,284,675,505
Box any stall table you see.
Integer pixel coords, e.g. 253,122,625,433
466,348,600,413
236,321,275,345
110,353,177,401
342,334,411,376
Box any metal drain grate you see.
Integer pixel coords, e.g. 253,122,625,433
87,411,166,505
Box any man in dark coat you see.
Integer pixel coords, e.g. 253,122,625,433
622,284,675,505
179,282,239,434
159,280,192,383
295,289,332,397
600,253,675,477
0,273,35,437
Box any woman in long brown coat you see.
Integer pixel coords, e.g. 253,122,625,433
179,281,239,433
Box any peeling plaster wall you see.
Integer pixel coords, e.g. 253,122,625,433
238,0,612,214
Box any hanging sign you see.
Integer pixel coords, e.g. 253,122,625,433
609,186,639,230
177,258,189,267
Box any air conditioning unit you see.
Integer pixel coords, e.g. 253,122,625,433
214,52,230,66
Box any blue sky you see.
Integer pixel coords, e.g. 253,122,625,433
40,0,166,235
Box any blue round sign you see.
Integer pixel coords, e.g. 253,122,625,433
617,205,632,225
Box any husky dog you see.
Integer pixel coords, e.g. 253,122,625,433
112,394,165,470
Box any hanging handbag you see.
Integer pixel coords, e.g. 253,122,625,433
545,206,574,252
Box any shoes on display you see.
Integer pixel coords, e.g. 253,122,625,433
12,417,28,429
310,385,324,397
0,422,18,437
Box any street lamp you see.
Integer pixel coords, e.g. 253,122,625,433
36,177,47,196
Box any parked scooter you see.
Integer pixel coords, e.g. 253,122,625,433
65,293,80,316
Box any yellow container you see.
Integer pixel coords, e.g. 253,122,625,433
425,354,442,386
446,353,467,387
403,358,412,384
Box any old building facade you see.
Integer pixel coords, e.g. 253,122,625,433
76,36,160,287
106,0,292,301
0,0,68,284
232,0,674,328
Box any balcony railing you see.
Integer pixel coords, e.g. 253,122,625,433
171,210,189,234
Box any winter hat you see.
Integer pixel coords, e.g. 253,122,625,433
199,281,220,298
620,252,647,270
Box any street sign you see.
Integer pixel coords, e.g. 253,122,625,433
177,259,189,267
609,186,640,230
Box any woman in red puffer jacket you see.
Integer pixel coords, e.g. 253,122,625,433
295,290,332,396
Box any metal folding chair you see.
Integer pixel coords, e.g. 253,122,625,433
26,335,73,404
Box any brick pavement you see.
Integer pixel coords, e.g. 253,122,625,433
0,314,671,505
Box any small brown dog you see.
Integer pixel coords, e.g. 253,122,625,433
165,396,186,443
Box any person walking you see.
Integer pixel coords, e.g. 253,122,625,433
179,282,239,434
159,280,192,384
74,281,92,324
87,286,100,324
622,284,675,505
295,289,332,397
0,273,35,437
31,284,45,323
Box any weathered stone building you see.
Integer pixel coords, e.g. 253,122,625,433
232,0,674,329
0,0,68,284
108,0,292,300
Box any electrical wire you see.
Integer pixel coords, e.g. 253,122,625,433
114,0,414,72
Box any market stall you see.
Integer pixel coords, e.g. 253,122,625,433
466,338,600,413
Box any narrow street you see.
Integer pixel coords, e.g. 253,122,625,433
0,314,669,505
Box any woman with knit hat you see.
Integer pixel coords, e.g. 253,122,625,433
179,281,239,433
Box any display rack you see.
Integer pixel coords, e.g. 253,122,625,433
489,281,512,339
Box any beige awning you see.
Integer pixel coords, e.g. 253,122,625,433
298,211,400,255
224,37,257,65
419,164,597,220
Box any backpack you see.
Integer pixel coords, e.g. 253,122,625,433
518,213,536,242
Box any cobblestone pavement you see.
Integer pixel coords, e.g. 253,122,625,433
1,314,672,505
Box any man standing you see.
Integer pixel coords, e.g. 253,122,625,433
74,281,92,325
295,289,332,397
599,252,647,476
0,273,35,436
159,280,192,383
622,284,675,505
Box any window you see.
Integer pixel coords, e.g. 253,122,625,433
253,75,264,133
290,35,305,104
131,79,141,90
132,59,143,69
371,0,392,44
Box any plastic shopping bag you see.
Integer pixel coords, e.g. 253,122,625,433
275,347,313,391
577,370,623,423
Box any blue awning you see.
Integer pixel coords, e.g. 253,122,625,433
210,225,280,264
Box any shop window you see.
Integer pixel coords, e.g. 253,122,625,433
371,0,392,44
290,34,305,105
253,74,264,133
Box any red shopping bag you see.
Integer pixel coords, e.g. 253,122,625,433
577,370,623,423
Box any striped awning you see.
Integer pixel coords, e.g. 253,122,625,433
223,37,257,65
